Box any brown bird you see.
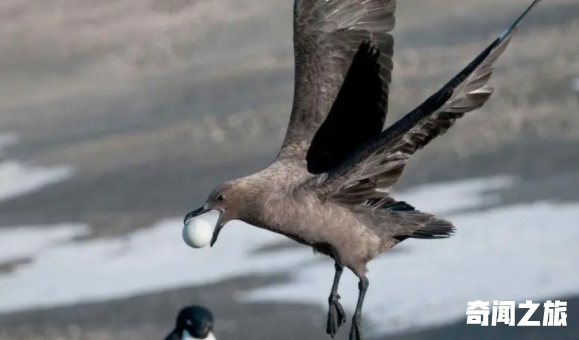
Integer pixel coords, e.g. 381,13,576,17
183,0,543,339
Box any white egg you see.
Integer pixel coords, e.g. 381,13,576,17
182,218,213,248
182,211,220,249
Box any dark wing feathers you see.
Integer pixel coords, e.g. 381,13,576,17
379,200,416,212
277,0,396,162
322,0,542,206
306,42,384,174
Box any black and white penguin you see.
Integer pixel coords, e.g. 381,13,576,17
164,305,216,340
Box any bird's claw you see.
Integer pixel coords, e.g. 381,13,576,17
326,293,347,338
348,314,363,340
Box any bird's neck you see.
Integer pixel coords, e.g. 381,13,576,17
204,332,217,340
181,330,217,340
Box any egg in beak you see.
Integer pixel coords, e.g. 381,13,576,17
182,208,224,248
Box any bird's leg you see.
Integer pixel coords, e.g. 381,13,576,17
326,262,347,338
348,277,369,340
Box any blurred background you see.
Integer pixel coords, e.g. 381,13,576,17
0,0,578,339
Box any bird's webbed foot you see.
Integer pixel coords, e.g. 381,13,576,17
326,262,346,338
348,312,363,340
326,291,347,338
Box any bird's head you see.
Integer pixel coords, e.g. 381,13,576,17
183,179,256,247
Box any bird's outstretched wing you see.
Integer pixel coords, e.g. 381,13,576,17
306,42,384,174
322,0,542,206
277,0,397,163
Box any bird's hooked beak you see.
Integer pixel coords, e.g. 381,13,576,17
183,206,225,247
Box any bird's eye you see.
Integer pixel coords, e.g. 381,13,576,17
216,194,225,202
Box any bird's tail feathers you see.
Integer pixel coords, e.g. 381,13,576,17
372,201,456,242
